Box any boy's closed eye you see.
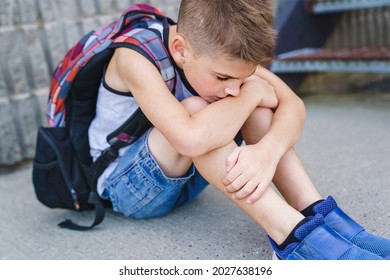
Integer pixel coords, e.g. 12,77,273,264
217,76,229,81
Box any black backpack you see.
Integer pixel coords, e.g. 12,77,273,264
32,4,175,230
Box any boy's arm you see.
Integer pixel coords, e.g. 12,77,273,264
255,67,306,155
114,48,266,157
254,66,306,157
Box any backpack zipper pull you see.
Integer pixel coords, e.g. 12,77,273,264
70,188,80,210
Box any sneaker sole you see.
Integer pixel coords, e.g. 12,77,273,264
272,251,279,260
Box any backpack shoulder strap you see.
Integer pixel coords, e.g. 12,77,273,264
113,20,176,91
104,17,176,148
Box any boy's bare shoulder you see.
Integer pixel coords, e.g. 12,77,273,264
108,47,165,92
114,47,153,71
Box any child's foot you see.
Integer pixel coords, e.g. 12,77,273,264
269,214,383,260
308,196,390,259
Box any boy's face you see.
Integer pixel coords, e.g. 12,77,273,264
182,52,257,103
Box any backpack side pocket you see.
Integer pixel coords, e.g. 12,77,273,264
32,127,91,210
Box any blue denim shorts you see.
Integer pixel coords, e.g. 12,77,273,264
101,129,209,219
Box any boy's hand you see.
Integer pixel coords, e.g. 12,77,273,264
241,75,278,109
222,140,280,204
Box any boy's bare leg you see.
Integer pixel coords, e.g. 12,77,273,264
241,107,322,211
147,97,305,245
192,141,305,245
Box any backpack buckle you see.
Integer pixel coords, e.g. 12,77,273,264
101,147,119,164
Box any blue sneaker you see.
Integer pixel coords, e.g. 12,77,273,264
312,196,390,259
269,214,383,260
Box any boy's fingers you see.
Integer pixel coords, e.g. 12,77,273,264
222,167,240,186
224,174,246,193
246,182,268,204
226,147,241,172
232,180,258,200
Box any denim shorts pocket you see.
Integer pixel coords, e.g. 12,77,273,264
107,164,164,218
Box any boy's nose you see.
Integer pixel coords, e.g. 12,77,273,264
224,81,242,96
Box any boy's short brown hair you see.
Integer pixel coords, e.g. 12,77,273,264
177,0,275,66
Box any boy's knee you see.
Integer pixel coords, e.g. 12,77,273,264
181,96,209,115
242,107,274,140
240,107,275,144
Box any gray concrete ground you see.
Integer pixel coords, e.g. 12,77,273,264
0,93,389,260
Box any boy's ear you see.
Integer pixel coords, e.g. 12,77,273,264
170,34,191,65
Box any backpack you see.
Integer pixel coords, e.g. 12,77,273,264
32,4,176,230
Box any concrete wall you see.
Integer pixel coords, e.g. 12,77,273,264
0,0,181,166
